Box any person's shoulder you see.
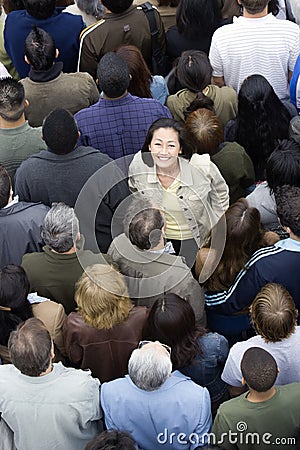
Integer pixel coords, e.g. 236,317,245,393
80,18,106,40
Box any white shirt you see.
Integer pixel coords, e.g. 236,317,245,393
209,13,300,100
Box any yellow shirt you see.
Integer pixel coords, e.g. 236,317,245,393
161,177,193,240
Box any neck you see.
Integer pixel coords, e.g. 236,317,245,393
51,245,76,255
289,231,300,242
39,360,53,377
243,6,268,18
247,386,276,403
103,90,127,100
0,114,26,129
148,235,165,251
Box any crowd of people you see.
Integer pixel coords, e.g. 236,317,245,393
0,0,300,448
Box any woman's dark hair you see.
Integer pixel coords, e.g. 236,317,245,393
141,117,195,166
206,198,265,291
176,0,221,39
235,75,290,179
0,265,32,347
176,50,212,93
184,92,215,120
158,0,179,6
268,0,279,16
2,0,24,13
115,45,152,99
266,139,300,193
143,293,205,369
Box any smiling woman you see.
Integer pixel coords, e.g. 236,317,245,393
128,118,229,268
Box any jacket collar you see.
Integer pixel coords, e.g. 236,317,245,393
146,156,194,187
29,62,63,82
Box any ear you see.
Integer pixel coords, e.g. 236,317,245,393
41,133,45,141
241,376,246,386
24,55,30,65
24,99,29,108
277,367,280,374
50,342,55,360
77,130,81,139
55,48,59,59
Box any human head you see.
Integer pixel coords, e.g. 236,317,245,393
8,317,52,376
250,283,297,343
274,185,300,238
241,347,278,392
124,197,164,250
25,26,56,71
97,52,130,98
76,0,105,19
128,341,172,391
183,92,215,120
185,108,223,155
176,50,212,93
2,0,25,14
225,198,264,255
75,264,132,329
0,77,25,122
176,0,221,38
42,108,79,154
141,118,194,166
239,0,269,14
85,430,136,450
266,140,300,193
115,45,152,99
0,265,30,310
41,203,79,253
101,0,132,13
0,164,11,208
143,293,203,369
23,0,55,19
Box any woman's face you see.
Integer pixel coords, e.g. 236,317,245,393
149,127,181,171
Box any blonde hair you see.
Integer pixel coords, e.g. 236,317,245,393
75,264,133,329
250,283,298,343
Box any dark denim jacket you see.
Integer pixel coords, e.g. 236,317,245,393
180,332,229,402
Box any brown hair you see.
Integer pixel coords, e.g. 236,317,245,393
115,45,152,99
206,198,265,291
75,264,133,329
185,108,224,155
250,283,297,343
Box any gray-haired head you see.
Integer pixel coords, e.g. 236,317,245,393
124,196,164,250
76,0,105,18
41,203,79,253
128,342,172,391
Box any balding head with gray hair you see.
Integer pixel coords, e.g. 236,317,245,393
41,203,79,253
128,342,172,391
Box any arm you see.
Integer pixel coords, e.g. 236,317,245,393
78,31,100,79
208,161,229,222
212,76,225,87
229,385,247,398
192,388,212,449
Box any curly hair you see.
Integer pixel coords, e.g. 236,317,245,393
274,185,300,238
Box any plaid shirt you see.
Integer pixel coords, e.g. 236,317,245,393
75,93,171,159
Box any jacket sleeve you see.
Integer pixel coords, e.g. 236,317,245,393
14,165,31,202
63,315,84,366
174,272,207,327
208,161,229,223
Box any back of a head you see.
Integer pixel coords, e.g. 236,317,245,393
85,430,136,450
0,164,11,209
76,0,105,19
124,197,164,250
128,341,172,391
176,0,221,38
23,0,55,19
266,140,300,192
42,108,78,154
115,45,152,99
41,203,79,253
97,52,130,98
144,293,200,368
25,25,56,71
250,283,297,343
0,77,25,122
225,198,264,256
241,347,278,392
8,317,52,376
274,185,300,239
176,50,212,93
101,0,132,13
185,108,223,155
75,264,132,329
240,0,269,14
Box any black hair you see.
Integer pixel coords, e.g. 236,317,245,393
241,347,277,392
42,108,78,154
0,77,25,122
275,185,300,238
85,430,136,450
25,25,56,71
0,164,11,208
176,50,212,93
97,52,130,98
23,0,55,19
101,0,132,14
176,0,221,39
266,140,300,193
236,75,290,179
0,265,32,347
141,117,194,166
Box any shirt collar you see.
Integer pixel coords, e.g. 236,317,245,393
146,157,193,186
275,238,300,252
